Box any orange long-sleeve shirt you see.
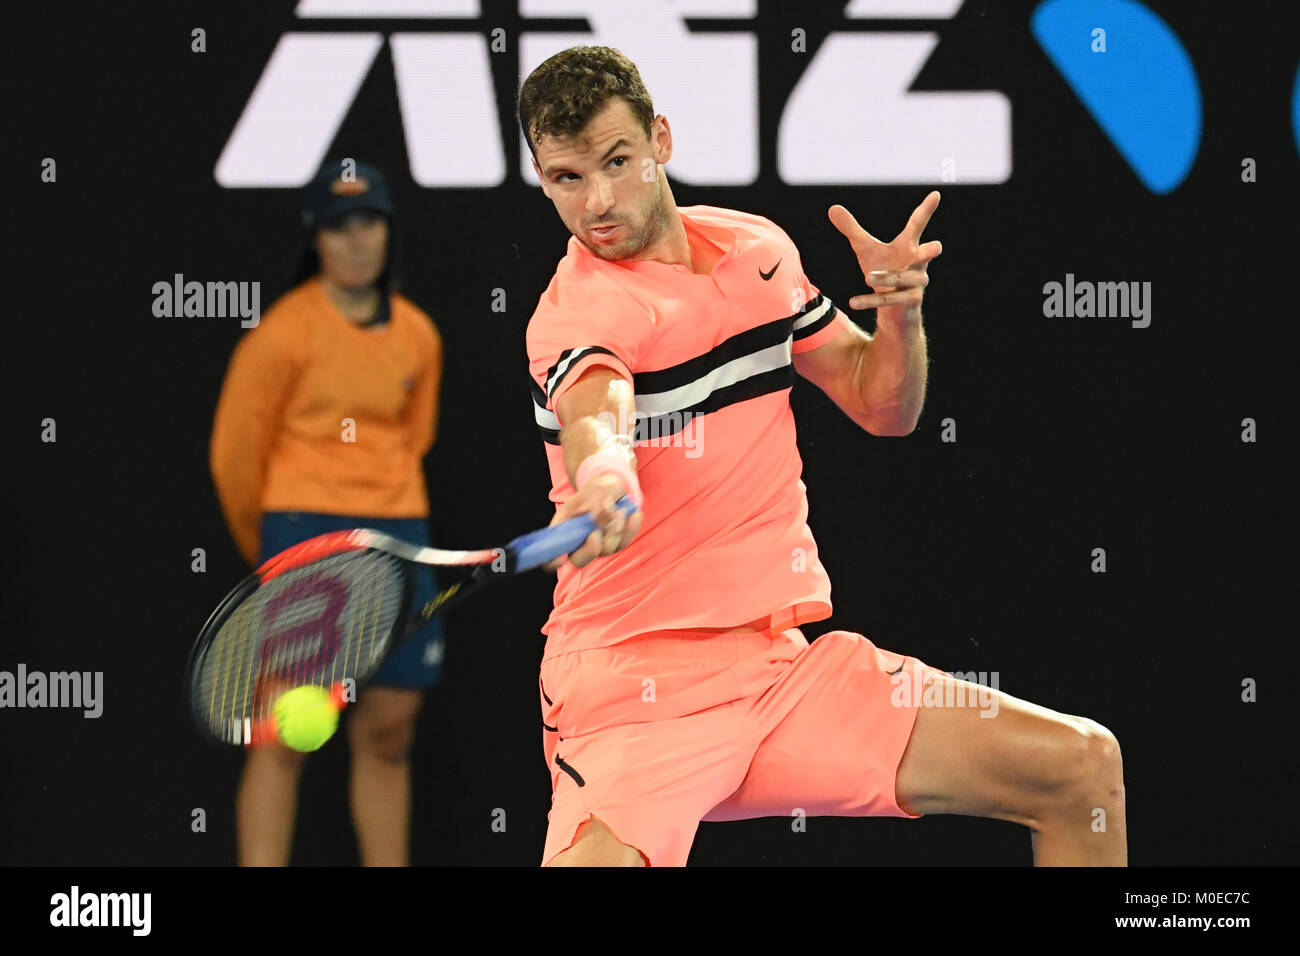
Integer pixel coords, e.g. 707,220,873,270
210,277,442,565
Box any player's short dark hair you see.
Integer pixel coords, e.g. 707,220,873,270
517,46,655,160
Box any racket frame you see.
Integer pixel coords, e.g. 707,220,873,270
185,538,419,749
187,496,636,747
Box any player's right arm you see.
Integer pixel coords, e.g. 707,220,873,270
545,367,643,570
522,283,655,567
527,284,656,570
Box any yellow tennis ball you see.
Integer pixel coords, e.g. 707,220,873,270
273,685,339,752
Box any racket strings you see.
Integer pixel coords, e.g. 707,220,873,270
196,550,407,744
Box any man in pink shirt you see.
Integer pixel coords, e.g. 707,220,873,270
521,46,1126,867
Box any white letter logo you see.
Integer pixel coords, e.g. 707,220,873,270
216,0,1008,188
779,1,1010,183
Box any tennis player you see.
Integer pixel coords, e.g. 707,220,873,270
210,160,445,866
520,47,1126,867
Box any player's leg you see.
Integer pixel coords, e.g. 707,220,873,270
893,672,1126,865
538,632,760,867
236,742,307,866
545,814,647,867
346,684,424,866
706,629,1125,865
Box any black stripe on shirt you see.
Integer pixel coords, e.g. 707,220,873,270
530,296,834,445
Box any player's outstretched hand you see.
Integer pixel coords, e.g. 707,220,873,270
828,191,942,323
542,472,643,572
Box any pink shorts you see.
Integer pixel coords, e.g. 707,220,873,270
538,622,947,866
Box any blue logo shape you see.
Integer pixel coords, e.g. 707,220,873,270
1032,0,1201,194
1292,60,1300,158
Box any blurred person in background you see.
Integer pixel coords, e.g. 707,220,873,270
210,160,446,866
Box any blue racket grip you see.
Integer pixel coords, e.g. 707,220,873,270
509,496,639,573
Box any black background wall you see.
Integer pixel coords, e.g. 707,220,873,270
6,0,1296,867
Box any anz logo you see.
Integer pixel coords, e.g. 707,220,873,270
215,0,1011,188
215,0,1263,195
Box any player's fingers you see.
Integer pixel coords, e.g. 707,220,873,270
827,204,882,248
847,287,926,310
902,191,940,242
548,497,582,527
612,512,642,553
914,239,943,263
574,505,642,564
593,497,619,530
604,512,640,552
599,529,624,556
867,269,929,290
568,529,604,569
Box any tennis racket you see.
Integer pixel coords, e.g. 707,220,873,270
187,496,637,747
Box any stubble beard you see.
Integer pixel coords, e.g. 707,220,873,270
580,179,667,263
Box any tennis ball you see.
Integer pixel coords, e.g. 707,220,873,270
273,685,339,752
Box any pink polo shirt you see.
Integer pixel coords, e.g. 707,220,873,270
526,205,849,658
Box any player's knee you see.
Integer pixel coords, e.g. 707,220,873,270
1049,717,1124,812
1074,718,1122,786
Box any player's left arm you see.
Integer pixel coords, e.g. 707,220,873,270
793,191,942,437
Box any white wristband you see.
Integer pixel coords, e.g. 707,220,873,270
574,447,643,507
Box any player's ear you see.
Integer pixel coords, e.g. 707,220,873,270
651,114,673,166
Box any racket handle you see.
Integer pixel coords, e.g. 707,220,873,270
510,496,639,572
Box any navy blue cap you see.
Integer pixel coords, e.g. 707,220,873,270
303,160,395,228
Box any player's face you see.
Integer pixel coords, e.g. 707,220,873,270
315,210,389,290
532,98,671,262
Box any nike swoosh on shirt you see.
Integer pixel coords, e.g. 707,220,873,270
759,258,782,280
